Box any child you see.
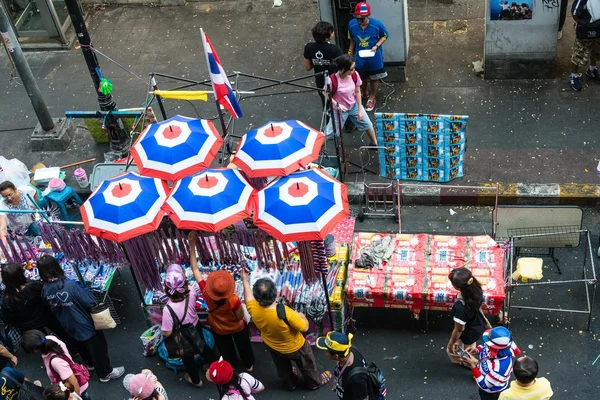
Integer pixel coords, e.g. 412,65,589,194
206,358,264,400
44,383,83,400
326,54,377,146
22,330,91,400
123,369,168,400
499,356,553,400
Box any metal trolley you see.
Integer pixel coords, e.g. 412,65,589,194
356,146,399,223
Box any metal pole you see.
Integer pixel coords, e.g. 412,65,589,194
0,3,54,132
321,272,335,330
150,74,168,121
63,0,129,154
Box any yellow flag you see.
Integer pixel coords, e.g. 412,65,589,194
154,90,209,101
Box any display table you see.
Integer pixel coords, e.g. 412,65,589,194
346,233,505,316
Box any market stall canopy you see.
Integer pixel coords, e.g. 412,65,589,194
254,168,349,242
130,115,223,181
162,168,255,232
232,120,324,178
80,172,168,243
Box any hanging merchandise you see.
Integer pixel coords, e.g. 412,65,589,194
98,78,113,95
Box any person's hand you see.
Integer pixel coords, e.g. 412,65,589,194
461,353,478,369
9,356,17,367
358,111,364,121
242,268,249,282
446,342,455,355
33,380,42,387
371,45,378,52
188,231,196,244
339,104,348,113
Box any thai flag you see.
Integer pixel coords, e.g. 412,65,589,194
201,29,243,118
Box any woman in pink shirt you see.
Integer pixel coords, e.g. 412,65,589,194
326,54,377,146
161,264,218,388
22,330,90,399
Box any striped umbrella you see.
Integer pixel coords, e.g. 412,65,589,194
80,172,168,242
162,168,255,232
232,120,324,178
254,168,349,242
131,115,223,181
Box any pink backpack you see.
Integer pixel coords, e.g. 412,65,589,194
48,354,90,387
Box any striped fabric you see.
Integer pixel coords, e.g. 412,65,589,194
472,344,521,394
201,29,243,118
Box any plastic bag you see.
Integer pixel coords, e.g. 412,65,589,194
140,325,163,357
0,157,30,187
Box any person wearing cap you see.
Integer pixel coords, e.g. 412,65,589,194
189,233,255,371
316,332,370,400
499,356,553,400
206,357,264,400
161,263,218,388
241,268,332,391
122,369,168,400
347,2,389,112
447,267,486,365
461,327,522,400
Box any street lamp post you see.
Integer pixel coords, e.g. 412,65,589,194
63,0,130,154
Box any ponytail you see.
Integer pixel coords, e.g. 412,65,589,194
21,330,65,356
448,267,483,312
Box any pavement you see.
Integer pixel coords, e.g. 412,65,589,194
1,1,600,398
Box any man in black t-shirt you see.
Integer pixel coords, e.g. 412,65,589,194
303,21,344,110
316,332,369,400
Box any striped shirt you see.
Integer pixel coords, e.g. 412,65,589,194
499,378,553,400
222,373,264,400
472,343,521,394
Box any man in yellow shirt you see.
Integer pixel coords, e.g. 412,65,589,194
241,269,331,391
499,356,553,400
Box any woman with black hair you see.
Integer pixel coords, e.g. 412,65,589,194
446,267,486,365
206,358,264,400
1,262,77,352
22,330,90,399
37,255,124,383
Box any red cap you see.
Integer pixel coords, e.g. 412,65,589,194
208,358,234,385
354,2,371,16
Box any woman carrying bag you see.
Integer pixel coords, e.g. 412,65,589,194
189,233,255,371
37,255,124,383
161,264,218,388
446,267,490,366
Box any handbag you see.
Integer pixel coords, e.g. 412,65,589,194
164,296,205,359
0,370,45,400
90,303,116,330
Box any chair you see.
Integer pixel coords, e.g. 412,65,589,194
44,186,83,221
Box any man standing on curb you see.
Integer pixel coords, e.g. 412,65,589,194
241,269,332,391
569,0,600,90
347,2,389,112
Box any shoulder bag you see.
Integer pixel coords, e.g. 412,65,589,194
0,370,45,400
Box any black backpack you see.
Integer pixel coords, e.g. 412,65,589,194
345,359,387,400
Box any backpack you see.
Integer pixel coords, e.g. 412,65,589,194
345,359,387,400
48,354,90,388
329,71,359,96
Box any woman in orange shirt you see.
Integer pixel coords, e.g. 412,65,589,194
188,233,255,371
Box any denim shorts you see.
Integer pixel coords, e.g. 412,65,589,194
325,102,373,139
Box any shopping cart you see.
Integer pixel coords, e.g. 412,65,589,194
356,146,399,223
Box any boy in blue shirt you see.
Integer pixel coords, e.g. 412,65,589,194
347,2,389,112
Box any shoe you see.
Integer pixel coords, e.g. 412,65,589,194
586,67,600,81
85,365,95,371
99,366,125,383
570,73,582,91
558,30,562,40
365,98,376,112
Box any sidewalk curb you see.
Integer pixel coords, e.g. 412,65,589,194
346,182,600,206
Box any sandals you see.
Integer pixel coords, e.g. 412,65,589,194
308,370,332,389
184,373,204,388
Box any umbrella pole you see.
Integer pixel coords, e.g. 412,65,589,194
321,272,335,331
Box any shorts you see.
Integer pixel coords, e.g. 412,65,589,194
358,68,388,81
571,38,600,69
325,102,373,139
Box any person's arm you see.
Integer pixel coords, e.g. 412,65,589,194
187,232,203,284
371,23,389,52
285,307,309,333
241,373,265,393
350,373,370,400
241,268,255,303
303,58,313,71
0,215,9,250
64,374,81,395
446,321,465,354
72,282,96,310
161,305,173,338
356,82,363,120
232,296,245,321
0,344,18,366
348,36,355,55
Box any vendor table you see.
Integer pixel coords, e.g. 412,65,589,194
346,233,506,316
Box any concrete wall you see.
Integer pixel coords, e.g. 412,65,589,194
484,0,560,79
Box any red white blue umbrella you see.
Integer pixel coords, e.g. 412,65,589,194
254,168,349,242
80,172,168,243
232,120,325,178
162,168,255,232
131,115,223,181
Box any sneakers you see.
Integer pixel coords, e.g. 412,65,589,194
570,73,582,91
586,67,600,82
365,97,376,112
99,366,125,383
85,365,95,371
558,30,562,40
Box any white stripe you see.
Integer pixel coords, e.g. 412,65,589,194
453,316,467,325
